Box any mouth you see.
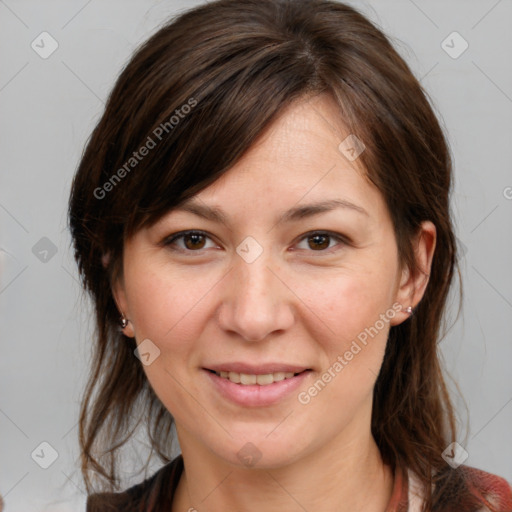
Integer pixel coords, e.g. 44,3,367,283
202,362,313,407
205,368,311,386
203,367,312,407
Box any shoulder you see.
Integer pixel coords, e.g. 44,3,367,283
405,464,512,512
86,454,183,512
459,464,512,512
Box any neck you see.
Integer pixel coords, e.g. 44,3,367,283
172,427,394,512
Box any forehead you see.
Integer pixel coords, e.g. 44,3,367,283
241,94,363,170
186,95,381,217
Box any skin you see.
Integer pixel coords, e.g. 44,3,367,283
113,94,436,512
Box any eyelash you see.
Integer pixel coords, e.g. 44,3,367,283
162,230,348,255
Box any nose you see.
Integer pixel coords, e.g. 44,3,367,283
217,248,295,342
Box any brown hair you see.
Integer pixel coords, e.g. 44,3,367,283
68,0,474,509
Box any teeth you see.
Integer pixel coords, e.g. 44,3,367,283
228,371,240,383
216,370,298,385
240,373,257,385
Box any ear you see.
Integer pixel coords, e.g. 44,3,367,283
105,253,136,338
112,276,135,338
390,220,436,326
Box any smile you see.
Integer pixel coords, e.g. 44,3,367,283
204,368,312,407
213,370,304,386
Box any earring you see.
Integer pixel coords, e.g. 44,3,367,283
405,306,413,315
120,314,129,329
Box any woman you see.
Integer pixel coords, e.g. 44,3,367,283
68,0,512,510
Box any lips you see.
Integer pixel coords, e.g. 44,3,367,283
203,364,313,407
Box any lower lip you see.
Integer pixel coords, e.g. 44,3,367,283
204,369,311,407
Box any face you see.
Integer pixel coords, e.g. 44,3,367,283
113,94,435,469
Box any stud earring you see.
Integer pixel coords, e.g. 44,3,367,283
405,306,413,315
120,314,129,329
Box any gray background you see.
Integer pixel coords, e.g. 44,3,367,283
1,0,511,510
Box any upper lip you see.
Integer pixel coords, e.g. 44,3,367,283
205,363,311,374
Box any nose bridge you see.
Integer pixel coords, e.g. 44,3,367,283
219,239,293,341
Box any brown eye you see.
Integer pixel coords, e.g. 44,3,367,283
296,231,347,253
183,233,206,250
307,233,330,250
163,230,216,252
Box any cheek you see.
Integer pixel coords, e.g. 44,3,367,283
292,263,397,397
123,265,216,419
295,264,396,345
125,261,213,343
124,263,229,404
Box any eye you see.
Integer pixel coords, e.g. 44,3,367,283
295,231,347,253
162,230,348,254
163,230,218,253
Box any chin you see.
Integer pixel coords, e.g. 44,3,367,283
211,432,308,470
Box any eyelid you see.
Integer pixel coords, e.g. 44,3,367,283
161,229,349,254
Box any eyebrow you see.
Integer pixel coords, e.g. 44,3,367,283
173,198,369,226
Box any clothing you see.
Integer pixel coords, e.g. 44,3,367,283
86,454,512,511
